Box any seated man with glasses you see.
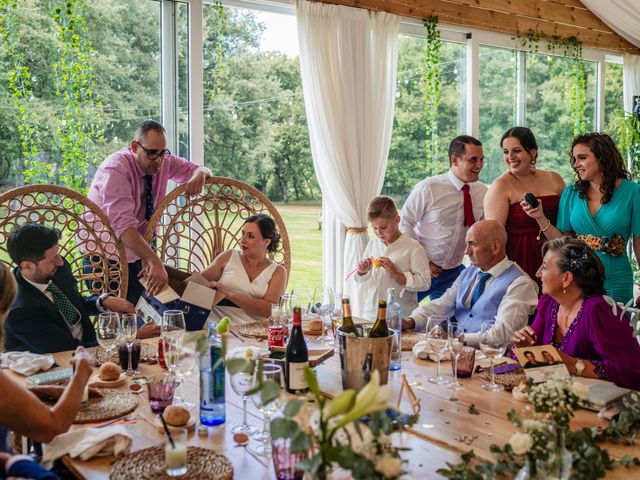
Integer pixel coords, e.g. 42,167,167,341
88,120,212,304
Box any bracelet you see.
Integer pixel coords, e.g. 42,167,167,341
536,218,552,241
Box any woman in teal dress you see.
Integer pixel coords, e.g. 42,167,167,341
521,133,640,304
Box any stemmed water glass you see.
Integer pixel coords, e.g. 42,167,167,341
292,288,313,314
279,294,301,333
426,316,449,384
120,313,137,376
252,363,284,456
229,364,258,435
166,336,198,409
479,320,506,392
315,288,334,343
96,312,119,362
162,310,186,341
447,324,465,390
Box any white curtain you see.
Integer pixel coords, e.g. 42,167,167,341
296,0,399,318
623,54,640,115
580,1,640,48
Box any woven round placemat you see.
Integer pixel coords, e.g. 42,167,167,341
110,446,233,480
88,344,157,365
402,331,423,351
480,367,526,390
74,389,138,424
235,320,268,339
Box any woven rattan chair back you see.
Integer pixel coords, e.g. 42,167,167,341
0,185,128,298
144,177,290,275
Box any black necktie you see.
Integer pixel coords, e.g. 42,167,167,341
144,174,157,250
46,283,80,327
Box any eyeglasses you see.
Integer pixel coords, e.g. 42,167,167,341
135,141,170,162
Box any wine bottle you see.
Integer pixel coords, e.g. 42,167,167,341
341,296,359,336
369,300,390,338
285,306,309,394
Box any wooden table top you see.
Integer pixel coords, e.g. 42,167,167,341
38,335,635,479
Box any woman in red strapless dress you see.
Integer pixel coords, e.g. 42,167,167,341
484,127,566,291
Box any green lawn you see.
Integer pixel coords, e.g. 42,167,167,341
275,202,323,293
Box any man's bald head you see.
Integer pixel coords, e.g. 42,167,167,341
465,220,507,271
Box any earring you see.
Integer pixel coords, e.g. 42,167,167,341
562,288,567,294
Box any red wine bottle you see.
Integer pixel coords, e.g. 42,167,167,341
285,306,309,394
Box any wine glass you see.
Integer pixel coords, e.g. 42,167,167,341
162,310,186,341
120,313,138,376
252,363,283,456
279,294,301,332
229,364,258,435
315,288,334,343
330,293,343,351
292,288,312,314
447,323,465,390
96,312,119,362
426,316,449,385
167,337,198,409
479,320,506,392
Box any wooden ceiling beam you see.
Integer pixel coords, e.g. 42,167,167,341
312,0,639,54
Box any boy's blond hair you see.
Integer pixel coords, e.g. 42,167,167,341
367,196,398,222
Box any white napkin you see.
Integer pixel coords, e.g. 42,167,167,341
411,340,451,361
0,351,55,375
41,426,132,469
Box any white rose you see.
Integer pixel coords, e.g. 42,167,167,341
375,454,404,478
522,419,544,431
572,381,590,401
509,432,533,455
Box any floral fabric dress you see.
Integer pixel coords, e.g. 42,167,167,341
556,179,640,304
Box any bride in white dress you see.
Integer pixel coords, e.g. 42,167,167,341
200,214,288,325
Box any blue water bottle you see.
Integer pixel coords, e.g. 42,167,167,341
200,322,225,426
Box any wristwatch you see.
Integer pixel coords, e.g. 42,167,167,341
575,358,585,377
98,293,115,310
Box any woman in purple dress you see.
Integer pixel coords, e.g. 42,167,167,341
512,237,640,390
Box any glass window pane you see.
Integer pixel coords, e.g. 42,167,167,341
387,36,466,197
478,46,517,183
604,61,624,142
177,1,190,159
525,52,597,182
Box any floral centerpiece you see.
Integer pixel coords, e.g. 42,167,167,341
438,375,640,480
271,369,416,480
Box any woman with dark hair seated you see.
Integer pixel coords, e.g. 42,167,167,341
521,132,640,304
512,237,640,390
201,214,287,325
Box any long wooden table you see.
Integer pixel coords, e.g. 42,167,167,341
39,336,636,479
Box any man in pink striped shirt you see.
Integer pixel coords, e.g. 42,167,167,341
88,120,212,303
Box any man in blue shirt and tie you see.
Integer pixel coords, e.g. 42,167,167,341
402,220,538,347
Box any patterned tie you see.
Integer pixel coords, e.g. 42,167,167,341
462,184,475,227
470,271,491,307
46,283,81,327
144,174,157,250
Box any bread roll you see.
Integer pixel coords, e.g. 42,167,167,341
305,318,323,336
164,406,190,427
98,362,122,381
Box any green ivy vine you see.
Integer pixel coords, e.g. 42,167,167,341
0,0,41,178
422,15,442,176
515,29,586,137
48,0,104,193
209,0,225,101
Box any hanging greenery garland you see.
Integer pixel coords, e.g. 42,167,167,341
0,0,41,180
422,15,442,176
515,30,586,136
48,0,104,193
209,0,226,101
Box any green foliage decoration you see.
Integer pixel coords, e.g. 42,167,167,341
515,30,586,137
0,0,41,179
421,16,443,176
48,0,104,194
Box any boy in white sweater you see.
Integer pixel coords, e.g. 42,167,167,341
354,196,431,321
